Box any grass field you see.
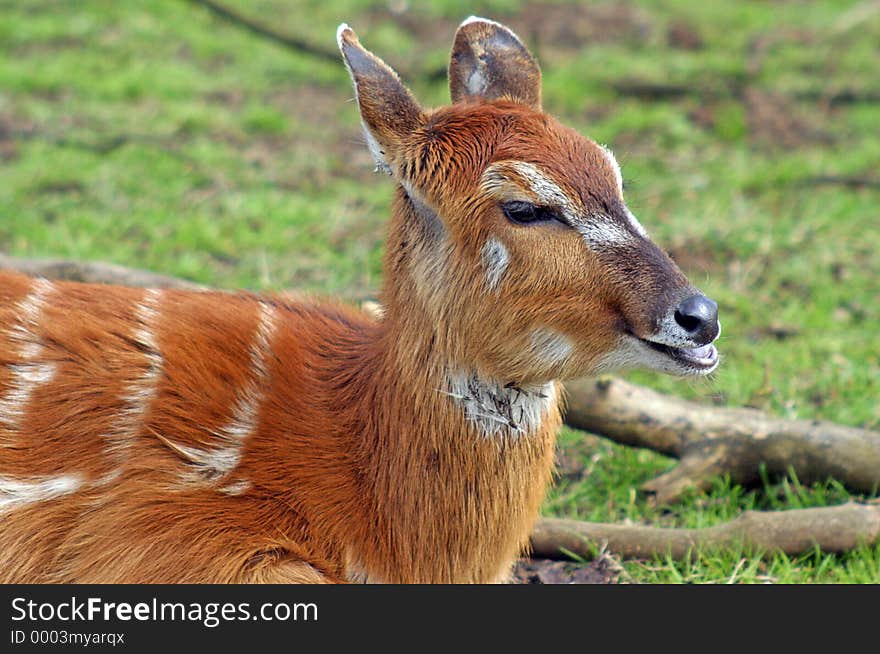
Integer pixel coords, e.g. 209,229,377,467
1,0,878,582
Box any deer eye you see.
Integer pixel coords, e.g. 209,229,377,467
501,201,567,226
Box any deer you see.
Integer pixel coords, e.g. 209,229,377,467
0,17,720,584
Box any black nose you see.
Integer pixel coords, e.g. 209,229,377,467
674,294,719,344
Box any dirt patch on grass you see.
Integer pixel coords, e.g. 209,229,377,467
743,87,831,149
199,82,375,185
202,89,245,109
747,323,801,342
363,7,453,52
367,2,651,55
666,237,736,276
0,111,41,162
667,21,704,50
516,2,652,50
266,84,343,125
0,114,21,162
512,556,623,584
554,436,604,482
268,84,376,182
9,35,86,56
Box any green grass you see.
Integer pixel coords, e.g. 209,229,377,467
548,429,880,582
1,0,878,582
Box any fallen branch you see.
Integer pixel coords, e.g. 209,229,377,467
564,377,880,504
531,501,880,560
0,255,206,290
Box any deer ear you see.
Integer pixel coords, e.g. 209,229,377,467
448,16,542,110
337,24,423,175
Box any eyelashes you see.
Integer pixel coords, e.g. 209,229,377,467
500,201,569,227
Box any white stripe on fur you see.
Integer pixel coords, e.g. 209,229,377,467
0,473,83,512
175,301,278,482
0,278,57,433
111,288,163,456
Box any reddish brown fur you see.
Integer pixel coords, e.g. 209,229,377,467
0,274,555,582
0,19,710,583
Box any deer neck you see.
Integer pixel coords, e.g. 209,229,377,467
336,190,560,582
377,188,560,440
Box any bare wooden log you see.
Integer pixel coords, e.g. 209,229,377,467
531,502,880,560
563,377,880,504
0,255,206,290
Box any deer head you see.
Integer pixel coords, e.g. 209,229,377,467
338,17,720,385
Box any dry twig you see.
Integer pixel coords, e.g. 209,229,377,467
185,0,340,64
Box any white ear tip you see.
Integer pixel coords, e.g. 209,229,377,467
459,15,517,38
336,23,352,49
461,15,497,27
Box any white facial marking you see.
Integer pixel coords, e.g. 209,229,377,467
592,334,719,377
0,473,83,512
529,329,573,366
484,161,634,243
444,370,556,438
590,338,650,374
507,161,578,218
601,145,649,238
600,144,623,195
174,301,278,483
574,219,633,247
625,207,649,238
0,278,57,432
484,159,640,253
481,238,510,292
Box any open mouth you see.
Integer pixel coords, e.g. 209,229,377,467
641,339,719,370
